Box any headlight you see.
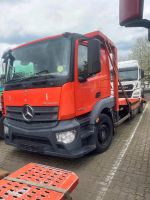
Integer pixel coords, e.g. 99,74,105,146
4,126,9,135
132,89,141,98
56,130,76,144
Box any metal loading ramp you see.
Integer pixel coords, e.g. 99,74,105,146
0,163,79,200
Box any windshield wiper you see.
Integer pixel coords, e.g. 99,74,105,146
20,75,44,82
6,79,22,83
7,74,56,84
6,70,58,84
35,70,56,78
36,69,49,75
6,75,38,83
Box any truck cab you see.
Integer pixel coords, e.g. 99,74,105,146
0,31,143,158
118,60,144,99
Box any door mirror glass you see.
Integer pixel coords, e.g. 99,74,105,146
119,0,144,26
87,39,101,75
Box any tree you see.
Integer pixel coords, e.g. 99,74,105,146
129,37,150,82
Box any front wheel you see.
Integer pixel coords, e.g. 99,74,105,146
95,114,113,153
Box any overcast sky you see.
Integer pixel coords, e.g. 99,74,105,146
0,0,150,59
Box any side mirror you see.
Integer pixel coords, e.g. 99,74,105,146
78,76,87,83
141,69,144,79
88,39,101,75
119,0,150,41
119,0,144,26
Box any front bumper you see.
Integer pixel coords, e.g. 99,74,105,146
4,118,96,158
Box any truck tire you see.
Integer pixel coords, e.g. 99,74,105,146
95,114,113,153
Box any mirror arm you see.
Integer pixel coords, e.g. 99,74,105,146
125,19,150,41
78,76,87,83
78,71,89,83
125,19,150,29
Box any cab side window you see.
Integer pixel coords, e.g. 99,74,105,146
78,45,88,77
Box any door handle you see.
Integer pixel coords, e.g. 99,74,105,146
95,92,101,98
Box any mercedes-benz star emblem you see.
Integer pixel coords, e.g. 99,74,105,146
22,105,34,122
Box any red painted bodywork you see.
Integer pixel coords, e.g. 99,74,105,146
74,42,111,116
119,98,140,110
3,83,76,120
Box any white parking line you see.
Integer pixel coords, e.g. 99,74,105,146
96,103,149,200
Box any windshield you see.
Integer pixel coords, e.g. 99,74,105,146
5,37,71,82
119,67,138,81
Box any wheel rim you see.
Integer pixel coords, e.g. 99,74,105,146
98,124,110,146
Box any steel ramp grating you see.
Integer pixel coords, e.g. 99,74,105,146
0,163,79,200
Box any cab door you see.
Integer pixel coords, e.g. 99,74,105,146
75,44,101,116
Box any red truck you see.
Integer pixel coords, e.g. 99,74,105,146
1,31,144,158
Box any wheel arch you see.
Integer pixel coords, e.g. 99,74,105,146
90,97,115,125
101,108,113,121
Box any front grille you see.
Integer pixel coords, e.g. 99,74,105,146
6,106,58,129
118,84,134,90
119,91,133,98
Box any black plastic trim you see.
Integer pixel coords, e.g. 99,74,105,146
90,97,115,124
4,117,96,158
